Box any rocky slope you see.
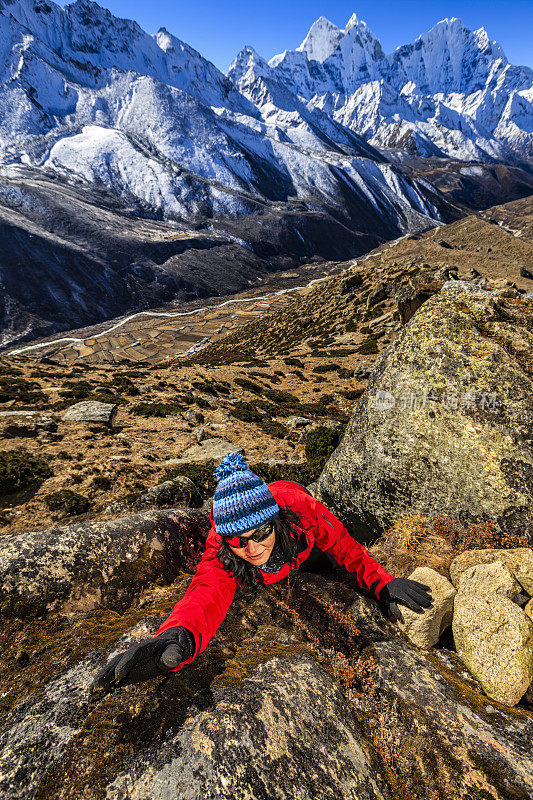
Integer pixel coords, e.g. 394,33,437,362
1,194,533,798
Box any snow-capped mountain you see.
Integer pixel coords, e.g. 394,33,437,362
263,14,533,162
0,0,445,231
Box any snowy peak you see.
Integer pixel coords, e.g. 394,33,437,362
227,45,273,84
297,16,343,62
259,12,532,163
344,13,359,33
391,16,509,94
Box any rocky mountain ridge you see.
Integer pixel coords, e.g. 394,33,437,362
258,14,533,162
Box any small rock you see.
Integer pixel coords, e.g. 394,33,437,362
397,567,455,648
194,427,206,442
285,416,314,429
167,439,242,464
456,561,522,600
183,408,204,424
450,549,533,597
62,401,117,427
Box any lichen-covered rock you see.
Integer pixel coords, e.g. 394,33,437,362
396,567,455,648
452,593,533,706
105,657,390,800
0,508,209,617
456,560,522,599
368,638,533,796
526,599,533,621
449,547,533,595
62,401,117,426
317,282,533,543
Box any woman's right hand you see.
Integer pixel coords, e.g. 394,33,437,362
89,626,195,697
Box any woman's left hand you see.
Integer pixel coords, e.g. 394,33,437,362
371,577,433,623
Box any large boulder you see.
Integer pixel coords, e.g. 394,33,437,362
62,401,117,426
367,638,533,795
1,562,532,800
0,508,209,617
317,282,533,542
452,593,533,706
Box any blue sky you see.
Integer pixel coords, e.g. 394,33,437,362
59,1,533,73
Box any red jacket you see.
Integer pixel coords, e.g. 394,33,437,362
155,480,394,671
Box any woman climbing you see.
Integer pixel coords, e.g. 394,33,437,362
90,452,433,694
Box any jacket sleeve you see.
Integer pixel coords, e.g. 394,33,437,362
154,530,237,672
295,490,394,598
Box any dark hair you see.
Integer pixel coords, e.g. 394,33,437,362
216,505,307,594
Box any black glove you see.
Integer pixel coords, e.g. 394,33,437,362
89,626,195,696
370,578,433,623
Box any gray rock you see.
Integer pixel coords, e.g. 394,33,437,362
285,416,313,429
397,567,456,648
104,476,203,514
105,657,389,800
0,411,57,436
168,439,242,464
0,617,165,800
193,426,205,442
452,593,533,706
456,560,522,600
369,638,533,795
182,408,203,424
449,548,533,596
0,508,209,617
317,284,533,543
62,401,117,427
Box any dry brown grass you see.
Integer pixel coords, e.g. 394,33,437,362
370,510,529,581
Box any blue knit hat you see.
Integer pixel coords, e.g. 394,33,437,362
212,453,279,536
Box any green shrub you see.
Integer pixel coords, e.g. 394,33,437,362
258,418,288,439
90,475,113,491
162,460,217,497
252,460,324,486
312,364,341,374
231,402,262,423
58,380,94,399
0,449,52,495
305,426,342,462
55,450,74,460
132,402,182,417
193,397,210,410
284,358,304,369
107,376,140,396
234,377,264,395
263,389,299,406
340,389,364,400
356,338,379,355
0,377,47,406
44,489,91,516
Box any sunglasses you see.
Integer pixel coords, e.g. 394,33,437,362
225,522,273,549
